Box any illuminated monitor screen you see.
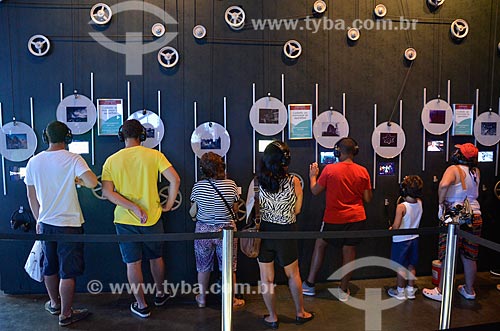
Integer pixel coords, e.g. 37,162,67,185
320,152,338,164
478,151,493,162
258,140,274,153
68,141,90,154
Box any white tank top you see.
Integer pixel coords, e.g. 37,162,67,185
393,200,422,243
444,165,481,214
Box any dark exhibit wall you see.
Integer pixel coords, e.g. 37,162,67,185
0,0,499,294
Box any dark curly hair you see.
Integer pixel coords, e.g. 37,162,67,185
401,175,424,199
258,141,290,193
200,152,226,180
45,121,70,144
122,119,144,140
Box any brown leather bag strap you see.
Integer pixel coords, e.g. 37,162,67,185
253,177,260,227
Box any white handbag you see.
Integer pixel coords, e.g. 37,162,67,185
24,241,44,282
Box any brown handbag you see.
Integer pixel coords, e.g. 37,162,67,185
240,177,261,258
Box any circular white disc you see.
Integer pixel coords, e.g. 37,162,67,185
474,112,500,146
283,40,302,59
191,122,231,158
157,46,179,68
313,110,349,148
193,25,207,39
374,4,387,18
90,3,112,25
128,110,165,149
347,28,360,41
371,122,406,159
404,47,417,61
313,0,327,14
56,94,97,135
249,97,288,136
421,99,453,135
152,23,166,37
225,5,246,30
0,121,38,162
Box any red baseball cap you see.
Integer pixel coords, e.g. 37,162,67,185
455,143,478,159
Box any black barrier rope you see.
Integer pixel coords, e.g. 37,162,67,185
456,228,500,253
0,227,442,243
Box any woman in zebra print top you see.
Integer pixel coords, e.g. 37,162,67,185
252,141,314,328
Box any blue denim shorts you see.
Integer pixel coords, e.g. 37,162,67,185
391,238,419,268
115,220,164,264
40,223,84,279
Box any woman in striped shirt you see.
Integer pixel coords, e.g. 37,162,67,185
190,152,244,309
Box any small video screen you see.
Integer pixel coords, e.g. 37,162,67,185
320,152,338,164
68,141,90,154
427,140,445,152
478,151,493,163
258,140,274,152
378,162,395,176
9,166,26,181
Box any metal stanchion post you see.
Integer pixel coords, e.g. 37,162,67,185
222,227,234,331
439,223,458,330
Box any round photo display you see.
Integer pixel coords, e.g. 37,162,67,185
474,112,500,146
56,94,97,135
191,122,231,158
421,99,453,135
249,96,288,136
0,121,38,162
128,110,165,149
313,110,349,148
371,122,406,159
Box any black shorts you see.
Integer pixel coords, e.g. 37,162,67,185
258,222,298,267
321,220,366,247
40,223,84,279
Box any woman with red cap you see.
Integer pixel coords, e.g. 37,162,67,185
423,143,482,301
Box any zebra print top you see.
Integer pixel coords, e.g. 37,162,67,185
259,175,297,225
190,179,239,224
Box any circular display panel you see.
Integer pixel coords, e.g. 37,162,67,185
474,112,500,146
0,121,38,162
249,96,288,136
371,122,406,159
313,110,349,148
421,99,453,135
56,94,97,135
191,122,231,158
128,110,165,149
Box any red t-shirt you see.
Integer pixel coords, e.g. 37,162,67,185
317,162,372,224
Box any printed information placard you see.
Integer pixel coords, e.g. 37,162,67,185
288,104,313,140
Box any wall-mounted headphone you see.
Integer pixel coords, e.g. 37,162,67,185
333,137,359,158
270,141,291,166
42,126,73,145
118,124,147,142
10,206,33,232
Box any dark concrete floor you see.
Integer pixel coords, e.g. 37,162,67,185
1,272,499,331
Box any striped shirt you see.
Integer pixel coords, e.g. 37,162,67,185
190,179,239,224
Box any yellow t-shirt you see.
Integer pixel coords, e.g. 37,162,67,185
102,146,172,226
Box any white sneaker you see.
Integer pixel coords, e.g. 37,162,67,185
338,287,350,302
457,285,476,300
302,281,316,296
387,287,406,300
422,287,442,302
405,286,418,300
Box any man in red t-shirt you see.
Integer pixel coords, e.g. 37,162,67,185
302,137,372,301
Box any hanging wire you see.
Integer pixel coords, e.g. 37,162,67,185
488,0,499,111
437,8,444,98
387,62,414,124
71,0,78,93
326,0,331,107
6,5,17,121
210,0,215,118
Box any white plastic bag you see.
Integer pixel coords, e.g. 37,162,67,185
24,241,44,282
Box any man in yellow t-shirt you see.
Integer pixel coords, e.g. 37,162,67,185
102,119,180,318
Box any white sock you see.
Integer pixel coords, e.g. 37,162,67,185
397,286,405,293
